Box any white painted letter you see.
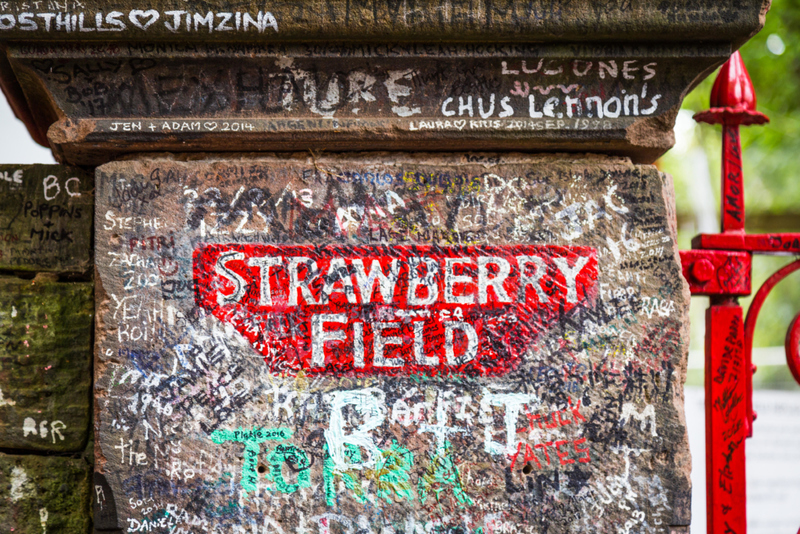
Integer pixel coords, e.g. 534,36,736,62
216,251,247,305
352,259,399,304
480,391,537,455
516,256,549,304
43,175,60,200
23,417,37,437
325,389,386,470
247,256,282,305
478,256,511,304
311,314,347,367
321,258,357,304
554,256,590,304
373,322,403,367
441,97,456,117
414,322,437,365
528,95,543,118
288,257,320,305
444,258,474,304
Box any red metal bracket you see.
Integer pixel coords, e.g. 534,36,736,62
693,233,800,254
680,250,751,296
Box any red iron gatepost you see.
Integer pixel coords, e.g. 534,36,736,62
679,51,800,534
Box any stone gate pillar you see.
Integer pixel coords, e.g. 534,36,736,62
0,2,770,533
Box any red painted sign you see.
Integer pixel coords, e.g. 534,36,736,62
194,244,598,376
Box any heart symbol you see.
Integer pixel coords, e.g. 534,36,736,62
129,10,159,30
454,120,466,130
203,122,218,131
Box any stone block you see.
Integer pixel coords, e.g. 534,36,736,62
0,1,769,165
0,276,93,452
93,154,691,533
0,1,770,45
12,42,721,166
0,452,91,534
0,165,93,273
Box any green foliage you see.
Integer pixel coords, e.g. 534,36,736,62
730,0,800,215
668,0,800,217
662,1,800,363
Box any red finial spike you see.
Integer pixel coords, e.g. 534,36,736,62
709,51,758,112
693,50,769,234
694,51,769,126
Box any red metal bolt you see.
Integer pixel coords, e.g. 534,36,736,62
690,259,715,283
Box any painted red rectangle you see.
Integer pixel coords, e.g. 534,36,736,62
193,244,598,376
705,304,747,533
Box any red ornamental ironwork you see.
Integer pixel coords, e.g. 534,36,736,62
679,51,800,534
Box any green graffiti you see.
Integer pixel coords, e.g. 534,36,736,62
374,441,415,504
209,427,292,493
265,443,312,494
323,444,367,505
418,440,472,508
323,441,415,506
323,446,337,506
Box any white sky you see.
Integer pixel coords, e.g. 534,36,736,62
0,94,55,164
